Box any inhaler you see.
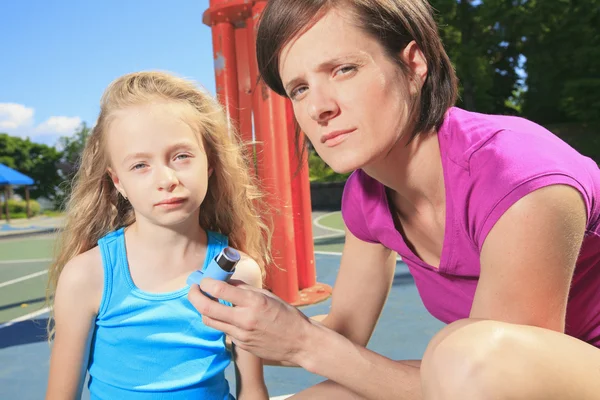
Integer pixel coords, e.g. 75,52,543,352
186,247,240,287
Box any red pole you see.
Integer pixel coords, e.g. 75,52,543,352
285,100,317,289
204,0,252,131
234,26,253,146
248,1,300,304
203,0,332,305
211,22,239,129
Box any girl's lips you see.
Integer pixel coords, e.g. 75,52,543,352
155,197,186,207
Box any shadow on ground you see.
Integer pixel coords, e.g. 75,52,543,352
313,235,344,247
0,318,50,349
0,297,46,312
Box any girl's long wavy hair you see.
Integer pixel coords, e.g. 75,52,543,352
47,71,272,339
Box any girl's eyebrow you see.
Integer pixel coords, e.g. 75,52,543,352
283,53,365,93
122,152,151,167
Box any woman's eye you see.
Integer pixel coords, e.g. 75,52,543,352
335,65,357,76
290,86,308,100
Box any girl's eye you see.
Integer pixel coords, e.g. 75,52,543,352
131,163,146,171
290,86,308,100
175,154,190,161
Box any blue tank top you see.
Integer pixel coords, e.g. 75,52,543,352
88,228,234,399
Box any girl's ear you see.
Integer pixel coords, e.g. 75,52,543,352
208,166,214,178
107,167,127,199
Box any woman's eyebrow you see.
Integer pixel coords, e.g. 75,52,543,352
283,54,365,93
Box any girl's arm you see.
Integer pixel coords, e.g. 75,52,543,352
46,248,103,400
230,255,269,400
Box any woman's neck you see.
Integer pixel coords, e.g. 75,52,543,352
362,131,445,217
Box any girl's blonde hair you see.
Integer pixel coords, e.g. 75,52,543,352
47,71,271,339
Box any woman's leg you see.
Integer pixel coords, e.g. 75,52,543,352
421,319,600,400
288,380,367,399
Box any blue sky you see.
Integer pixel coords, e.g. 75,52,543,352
0,0,216,145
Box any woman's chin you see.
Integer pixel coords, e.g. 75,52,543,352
327,160,360,175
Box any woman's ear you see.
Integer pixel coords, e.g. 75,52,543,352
400,40,428,95
107,167,127,199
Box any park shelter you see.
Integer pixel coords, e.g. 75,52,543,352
0,163,34,222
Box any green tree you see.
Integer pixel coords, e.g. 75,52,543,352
521,0,600,123
54,122,91,207
0,133,63,201
430,0,524,115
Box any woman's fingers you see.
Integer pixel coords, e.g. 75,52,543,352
198,278,262,306
188,284,242,325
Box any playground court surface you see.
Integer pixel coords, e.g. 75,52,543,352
0,211,444,399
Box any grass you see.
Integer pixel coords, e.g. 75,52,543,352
42,210,64,217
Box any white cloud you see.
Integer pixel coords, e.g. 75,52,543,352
0,102,82,144
36,116,82,135
0,103,34,130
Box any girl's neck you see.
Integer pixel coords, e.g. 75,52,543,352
126,213,207,259
362,131,445,216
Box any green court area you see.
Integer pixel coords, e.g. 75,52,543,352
0,235,55,260
0,235,55,325
316,211,346,232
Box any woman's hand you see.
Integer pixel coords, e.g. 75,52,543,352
188,278,314,365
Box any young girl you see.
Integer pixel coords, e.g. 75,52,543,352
45,71,271,400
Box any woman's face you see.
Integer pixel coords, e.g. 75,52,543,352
279,8,425,173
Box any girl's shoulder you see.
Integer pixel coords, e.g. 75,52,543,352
58,246,104,315
230,250,262,289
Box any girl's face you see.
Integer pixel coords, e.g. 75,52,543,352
106,102,211,228
279,8,426,173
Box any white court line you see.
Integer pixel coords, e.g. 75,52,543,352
313,232,344,240
270,395,293,400
0,258,53,265
313,211,345,234
0,270,48,288
314,250,343,256
0,306,50,330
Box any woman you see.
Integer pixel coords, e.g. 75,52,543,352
189,1,600,398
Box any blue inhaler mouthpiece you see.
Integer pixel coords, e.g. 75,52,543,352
186,247,240,286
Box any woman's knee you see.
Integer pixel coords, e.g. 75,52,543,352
421,319,530,400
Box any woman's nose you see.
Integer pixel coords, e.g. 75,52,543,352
307,90,339,123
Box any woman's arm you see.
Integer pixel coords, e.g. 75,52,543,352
471,184,587,330
46,248,103,400
189,232,425,400
265,229,398,368
230,255,269,400
319,230,397,345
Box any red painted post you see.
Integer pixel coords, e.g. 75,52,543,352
247,1,300,304
285,100,317,290
234,26,253,147
204,0,253,131
203,0,332,305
